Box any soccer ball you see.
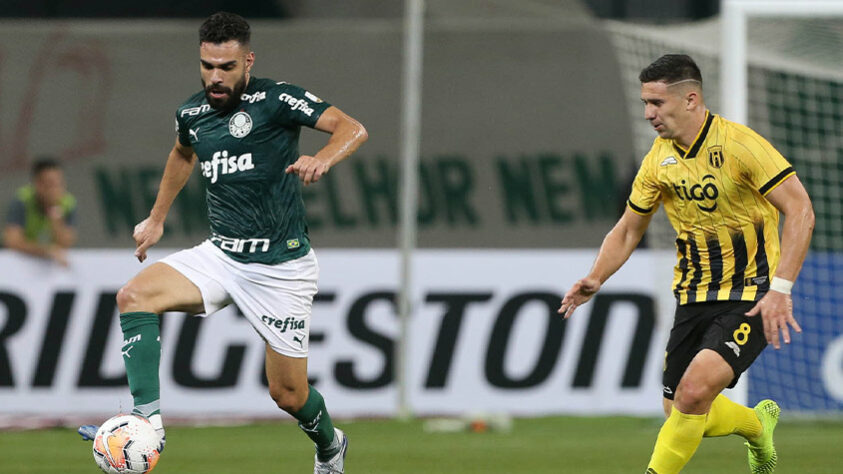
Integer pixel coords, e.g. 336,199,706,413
92,415,161,473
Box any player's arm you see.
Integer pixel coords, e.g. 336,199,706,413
133,138,196,262
558,207,654,318
285,106,368,185
745,175,814,348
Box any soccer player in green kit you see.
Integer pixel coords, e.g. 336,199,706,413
79,12,367,474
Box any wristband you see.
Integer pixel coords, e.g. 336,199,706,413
769,277,793,295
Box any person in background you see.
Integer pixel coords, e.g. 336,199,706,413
3,158,77,265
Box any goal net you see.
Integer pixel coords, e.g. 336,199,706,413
605,10,843,414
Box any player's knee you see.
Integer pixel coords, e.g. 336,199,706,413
674,381,714,412
117,280,154,313
268,384,306,413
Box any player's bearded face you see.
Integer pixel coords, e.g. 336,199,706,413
199,41,253,111
204,73,248,111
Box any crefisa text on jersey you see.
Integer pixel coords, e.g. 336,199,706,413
279,93,315,116
241,91,266,103
201,150,255,184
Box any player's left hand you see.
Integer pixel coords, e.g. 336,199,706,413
286,155,331,185
745,290,801,349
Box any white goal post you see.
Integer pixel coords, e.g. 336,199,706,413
721,0,843,126
721,0,843,409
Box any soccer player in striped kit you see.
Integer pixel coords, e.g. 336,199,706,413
559,54,814,474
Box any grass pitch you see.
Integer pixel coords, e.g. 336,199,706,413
1,416,840,473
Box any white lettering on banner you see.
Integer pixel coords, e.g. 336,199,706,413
0,249,692,418
278,93,314,116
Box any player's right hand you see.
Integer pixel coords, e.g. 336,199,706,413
558,277,601,319
133,217,164,263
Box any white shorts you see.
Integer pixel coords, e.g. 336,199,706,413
160,240,318,358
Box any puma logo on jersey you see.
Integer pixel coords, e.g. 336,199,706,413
201,150,255,184
189,127,200,142
660,156,678,166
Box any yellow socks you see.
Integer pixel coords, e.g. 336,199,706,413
704,394,762,440
646,406,706,474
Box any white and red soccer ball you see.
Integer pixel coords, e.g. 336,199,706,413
92,415,161,473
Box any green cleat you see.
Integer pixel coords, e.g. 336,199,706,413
746,399,780,473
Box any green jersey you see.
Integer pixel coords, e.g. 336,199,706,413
175,77,331,264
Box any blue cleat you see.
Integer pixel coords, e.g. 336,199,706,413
78,424,98,441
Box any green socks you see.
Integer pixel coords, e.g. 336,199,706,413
293,385,340,461
119,312,162,419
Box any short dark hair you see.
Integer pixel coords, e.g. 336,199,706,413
199,12,250,46
32,158,61,177
639,54,702,86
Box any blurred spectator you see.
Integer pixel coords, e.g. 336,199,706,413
3,158,77,265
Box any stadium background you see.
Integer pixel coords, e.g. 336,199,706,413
0,0,841,472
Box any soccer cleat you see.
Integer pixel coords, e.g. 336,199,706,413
314,428,348,474
78,423,167,453
77,424,98,441
746,399,780,473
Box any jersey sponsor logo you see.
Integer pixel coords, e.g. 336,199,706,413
241,91,266,103
189,127,200,143
229,111,253,138
210,233,270,253
660,156,678,166
671,174,719,212
708,146,725,168
304,91,323,103
180,104,212,117
260,315,306,333
201,150,255,184
278,93,315,116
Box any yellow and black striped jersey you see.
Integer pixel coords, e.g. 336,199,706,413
628,112,795,305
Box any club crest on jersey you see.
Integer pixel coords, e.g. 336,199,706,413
708,146,725,168
229,111,253,138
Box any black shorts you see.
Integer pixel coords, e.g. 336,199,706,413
662,300,767,400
